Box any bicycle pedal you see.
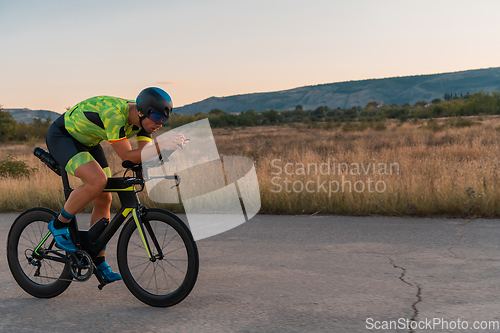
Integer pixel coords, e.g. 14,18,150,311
93,264,108,290
97,278,117,289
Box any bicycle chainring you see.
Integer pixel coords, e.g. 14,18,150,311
70,250,93,281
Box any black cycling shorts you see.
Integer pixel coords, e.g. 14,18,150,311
46,115,111,177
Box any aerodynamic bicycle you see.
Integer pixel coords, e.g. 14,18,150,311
6,147,199,307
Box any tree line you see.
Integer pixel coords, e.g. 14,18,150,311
0,106,52,142
164,91,500,128
0,90,499,143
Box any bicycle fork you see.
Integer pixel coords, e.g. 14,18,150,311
130,208,164,262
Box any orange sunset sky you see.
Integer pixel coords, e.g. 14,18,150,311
1,0,499,113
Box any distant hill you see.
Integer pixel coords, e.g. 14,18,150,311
3,109,61,123
175,67,500,115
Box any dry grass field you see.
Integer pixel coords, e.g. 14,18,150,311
213,116,500,217
1,116,500,217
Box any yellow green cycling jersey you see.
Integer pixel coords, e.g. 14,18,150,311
64,95,152,146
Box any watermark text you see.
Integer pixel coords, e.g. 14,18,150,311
366,317,500,330
270,158,399,195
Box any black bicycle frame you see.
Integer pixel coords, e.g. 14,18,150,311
31,146,183,289
35,166,159,267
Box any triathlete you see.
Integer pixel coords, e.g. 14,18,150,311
45,87,186,282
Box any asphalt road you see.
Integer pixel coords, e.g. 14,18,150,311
1,213,500,333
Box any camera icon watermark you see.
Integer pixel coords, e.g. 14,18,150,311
142,119,261,241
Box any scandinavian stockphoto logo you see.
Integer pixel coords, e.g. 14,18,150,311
141,119,261,241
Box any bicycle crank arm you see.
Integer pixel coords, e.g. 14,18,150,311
93,265,108,290
92,263,118,290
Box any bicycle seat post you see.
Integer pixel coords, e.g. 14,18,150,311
59,166,73,201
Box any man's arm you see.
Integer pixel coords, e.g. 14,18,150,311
111,134,186,164
111,139,156,164
137,140,150,151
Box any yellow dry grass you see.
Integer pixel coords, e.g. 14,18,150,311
214,117,500,216
1,117,499,216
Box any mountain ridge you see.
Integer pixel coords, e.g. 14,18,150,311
5,67,500,119
175,67,500,114
3,109,61,123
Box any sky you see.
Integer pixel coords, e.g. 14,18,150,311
1,0,500,113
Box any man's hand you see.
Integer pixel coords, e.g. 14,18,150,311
159,133,187,151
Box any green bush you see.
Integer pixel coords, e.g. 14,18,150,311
342,122,355,132
324,121,334,130
374,122,387,131
446,117,481,128
0,155,38,179
342,122,369,132
424,119,445,131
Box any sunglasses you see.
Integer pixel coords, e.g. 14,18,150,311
147,111,169,125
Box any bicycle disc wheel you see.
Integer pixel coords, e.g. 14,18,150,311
6,208,72,298
117,209,199,307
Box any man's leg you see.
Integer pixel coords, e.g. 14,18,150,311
89,187,121,281
58,161,108,218
91,192,112,257
49,161,107,252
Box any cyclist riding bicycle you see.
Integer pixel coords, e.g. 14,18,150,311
45,87,186,282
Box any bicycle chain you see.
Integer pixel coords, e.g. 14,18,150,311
32,275,75,282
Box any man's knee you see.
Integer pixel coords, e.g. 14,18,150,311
85,172,108,195
75,162,108,193
94,172,108,190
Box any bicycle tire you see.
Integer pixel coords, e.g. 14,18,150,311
117,209,199,307
6,208,72,298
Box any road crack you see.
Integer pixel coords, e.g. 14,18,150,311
449,219,473,256
389,258,422,333
457,219,472,245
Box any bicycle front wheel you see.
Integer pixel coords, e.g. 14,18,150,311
6,208,72,298
117,209,199,307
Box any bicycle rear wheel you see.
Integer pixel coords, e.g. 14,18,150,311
117,209,199,307
6,208,72,298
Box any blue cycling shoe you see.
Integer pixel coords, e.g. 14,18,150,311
48,218,77,253
96,262,122,282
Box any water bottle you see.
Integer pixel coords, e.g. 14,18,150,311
88,217,109,242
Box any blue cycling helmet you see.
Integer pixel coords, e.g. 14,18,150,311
136,87,173,122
